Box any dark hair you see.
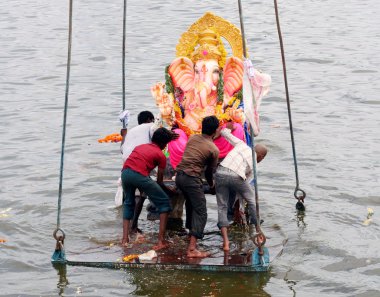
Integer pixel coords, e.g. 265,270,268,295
201,116,219,136
151,128,173,149
138,111,155,125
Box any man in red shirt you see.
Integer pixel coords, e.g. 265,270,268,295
121,128,175,250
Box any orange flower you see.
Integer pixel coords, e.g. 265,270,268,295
98,133,123,143
122,254,139,262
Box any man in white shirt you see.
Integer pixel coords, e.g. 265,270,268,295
118,111,155,233
214,122,267,251
118,111,179,233
121,111,155,162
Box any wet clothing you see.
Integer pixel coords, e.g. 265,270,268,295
121,123,155,162
122,143,166,176
215,166,257,227
122,169,171,220
219,128,254,181
175,171,206,239
175,134,219,239
176,134,219,186
215,128,257,228
121,143,171,220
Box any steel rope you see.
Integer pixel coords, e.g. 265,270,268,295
273,0,306,209
52,0,73,262
55,0,73,233
121,0,127,128
237,0,264,246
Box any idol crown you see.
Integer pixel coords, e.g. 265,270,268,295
191,29,226,65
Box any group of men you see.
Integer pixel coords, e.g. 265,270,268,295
120,111,267,258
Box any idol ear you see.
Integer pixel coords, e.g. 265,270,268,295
168,57,195,93
223,57,244,97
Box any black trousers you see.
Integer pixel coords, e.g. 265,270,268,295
175,171,207,239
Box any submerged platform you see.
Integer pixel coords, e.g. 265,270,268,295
64,225,286,273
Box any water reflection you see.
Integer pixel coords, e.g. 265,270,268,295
296,211,307,229
53,263,69,296
125,269,272,297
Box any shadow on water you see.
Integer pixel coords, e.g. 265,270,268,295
277,210,307,297
296,210,307,229
125,269,273,297
53,263,69,296
53,262,272,296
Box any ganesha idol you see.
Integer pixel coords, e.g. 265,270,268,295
151,12,271,168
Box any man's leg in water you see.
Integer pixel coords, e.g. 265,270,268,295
130,191,146,233
176,171,209,258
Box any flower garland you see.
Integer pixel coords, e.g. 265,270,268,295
165,65,174,94
217,71,224,103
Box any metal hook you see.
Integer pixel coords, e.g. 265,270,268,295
53,228,66,241
294,188,306,211
294,188,306,202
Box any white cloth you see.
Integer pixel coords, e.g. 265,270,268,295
121,123,156,162
119,110,130,127
243,59,271,136
114,177,123,207
220,128,256,182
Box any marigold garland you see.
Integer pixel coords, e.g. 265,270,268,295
122,254,139,262
98,133,123,143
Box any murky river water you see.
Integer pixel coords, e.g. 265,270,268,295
1,0,380,296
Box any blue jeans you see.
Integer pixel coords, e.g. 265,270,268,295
215,166,257,228
121,168,171,220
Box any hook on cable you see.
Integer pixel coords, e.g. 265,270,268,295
294,188,306,211
52,228,67,263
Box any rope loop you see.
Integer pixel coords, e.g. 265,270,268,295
53,228,66,241
294,187,306,203
253,232,266,248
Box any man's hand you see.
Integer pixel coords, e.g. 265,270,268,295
213,126,223,139
165,184,177,194
208,185,216,195
159,183,177,195
225,121,236,131
170,131,180,141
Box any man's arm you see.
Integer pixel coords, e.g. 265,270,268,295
205,150,219,187
221,123,244,147
156,167,164,184
120,128,128,146
246,167,254,183
149,124,157,141
205,166,214,188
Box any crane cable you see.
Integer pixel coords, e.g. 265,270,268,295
237,0,266,256
52,0,130,263
52,0,73,263
273,0,306,210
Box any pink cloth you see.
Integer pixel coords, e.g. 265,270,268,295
168,124,245,169
214,123,245,158
168,129,188,169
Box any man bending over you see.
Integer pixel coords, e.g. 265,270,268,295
175,116,220,258
121,127,175,250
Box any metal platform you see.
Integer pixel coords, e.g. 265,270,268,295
59,226,286,273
